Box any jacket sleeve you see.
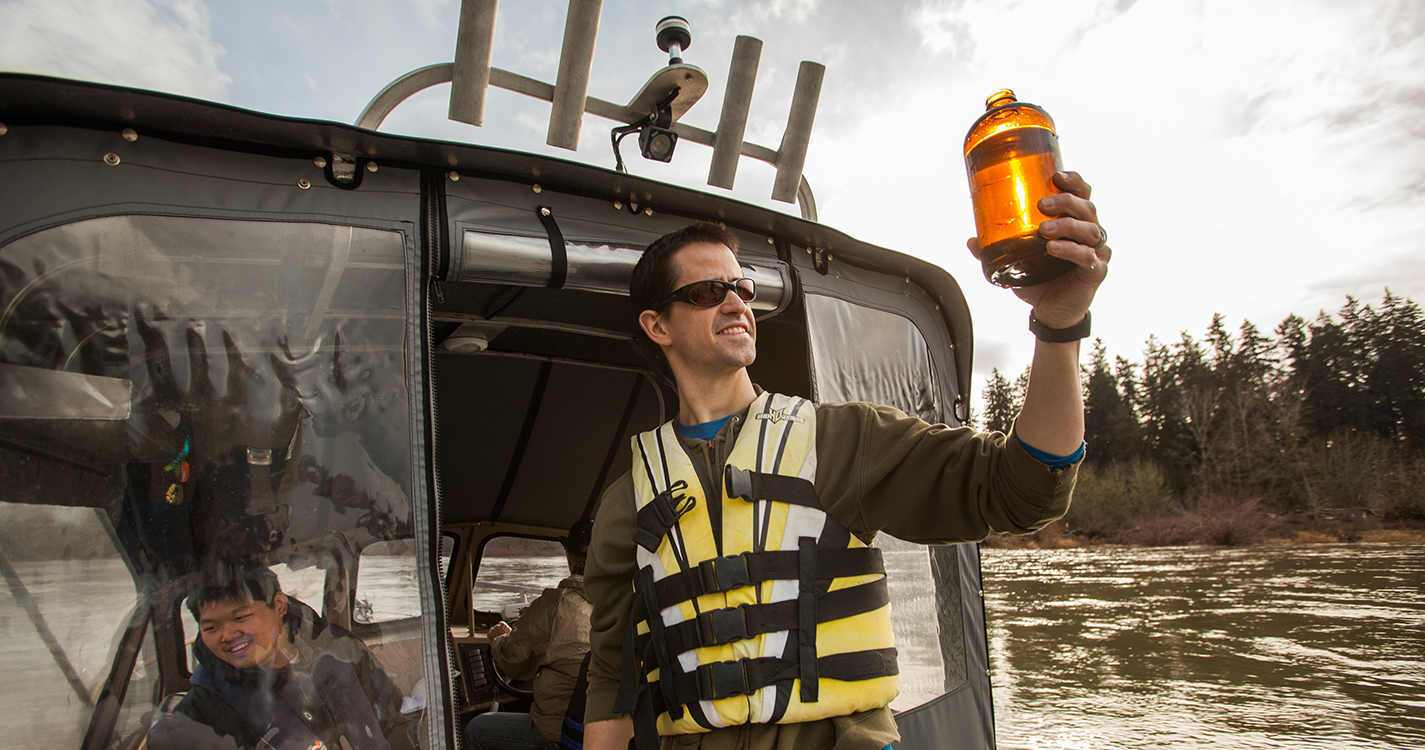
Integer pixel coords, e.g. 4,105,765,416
581,471,639,723
814,402,1078,544
490,587,560,681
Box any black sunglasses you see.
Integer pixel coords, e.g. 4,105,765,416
653,278,756,308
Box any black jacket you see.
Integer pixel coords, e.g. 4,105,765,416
149,598,415,750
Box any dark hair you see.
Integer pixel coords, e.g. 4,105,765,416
186,561,282,621
562,519,594,575
561,518,594,558
629,222,740,317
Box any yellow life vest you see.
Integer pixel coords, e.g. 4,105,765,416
624,392,899,735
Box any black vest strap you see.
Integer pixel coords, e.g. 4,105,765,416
630,686,661,750
633,480,693,553
797,537,818,702
656,577,891,655
635,567,685,722
612,603,642,715
659,648,900,706
724,466,823,510
560,653,591,750
652,547,885,604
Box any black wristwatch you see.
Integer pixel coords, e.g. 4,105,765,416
1029,310,1091,343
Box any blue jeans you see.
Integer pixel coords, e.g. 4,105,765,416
464,711,560,750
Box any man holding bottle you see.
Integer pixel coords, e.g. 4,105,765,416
581,172,1109,750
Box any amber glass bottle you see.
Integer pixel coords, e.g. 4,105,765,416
964,89,1074,287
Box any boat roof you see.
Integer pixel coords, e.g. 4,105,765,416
0,72,975,415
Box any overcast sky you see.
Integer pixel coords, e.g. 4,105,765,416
4,0,1423,408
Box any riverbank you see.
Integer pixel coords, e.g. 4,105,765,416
982,506,1425,549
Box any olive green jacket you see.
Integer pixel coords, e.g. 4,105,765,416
491,575,593,741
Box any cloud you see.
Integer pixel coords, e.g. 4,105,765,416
319,0,452,30
408,0,454,30
0,0,229,100
679,0,968,139
972,337,1015,378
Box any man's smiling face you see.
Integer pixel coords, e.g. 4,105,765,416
198,592,289,670
654,241,758,377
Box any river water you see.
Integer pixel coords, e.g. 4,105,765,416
2,543,1420,749
381,543,1425,748
980,544,1425,749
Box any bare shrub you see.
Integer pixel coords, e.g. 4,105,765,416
1120,493,1265,547
1125,517,1196,547
1361,529,1425,543
1188,494,1264,546
1303,432,1425,518
1383,453,1425,521
1064,459,1172,539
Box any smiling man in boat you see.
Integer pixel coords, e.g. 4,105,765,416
582,172,1110,750
149,561,416,750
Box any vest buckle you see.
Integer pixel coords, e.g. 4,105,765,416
697,605,750,647
724,465,755,501
650,480,692,526
698,659,752,701
697,553,751,595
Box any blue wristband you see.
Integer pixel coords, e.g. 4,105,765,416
1016,436,1085,469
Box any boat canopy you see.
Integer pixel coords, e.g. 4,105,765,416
0,72,992,750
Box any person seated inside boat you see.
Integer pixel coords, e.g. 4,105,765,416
148,560,417,750
465,520,595,750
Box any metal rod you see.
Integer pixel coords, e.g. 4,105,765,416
357,63,458,130
796,177,818,222
358,64,628,131
449,0,499,126
547,0,603,150
708,36,762,190
771,61,825,204
0,542,94,708
79,606,152,750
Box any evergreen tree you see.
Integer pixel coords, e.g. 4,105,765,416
1274,314,1318,509
1035,290,1423,520
1366,291,1425,449
1082,339,1141,465
1304,299,1367,436
1013,365,1031,409
1215,320,1280,497
980,368,1018,434
1135,335,1199,492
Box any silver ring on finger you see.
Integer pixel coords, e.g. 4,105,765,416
1094,225,1109,250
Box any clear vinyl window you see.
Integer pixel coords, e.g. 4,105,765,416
803,293,964,711
0,503,136,749
355,540,422,625
0,215,418,748
472,536,569,620
804,293,944,422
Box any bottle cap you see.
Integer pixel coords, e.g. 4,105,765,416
985,89,1018,110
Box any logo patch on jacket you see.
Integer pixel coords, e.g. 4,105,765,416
755,407,806,425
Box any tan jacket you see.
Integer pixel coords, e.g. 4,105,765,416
584,399,1080,750
491,575,593,741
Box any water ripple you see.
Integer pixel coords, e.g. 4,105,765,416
983,544,1425,750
